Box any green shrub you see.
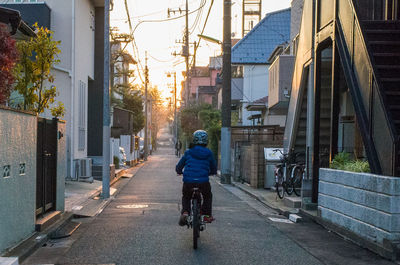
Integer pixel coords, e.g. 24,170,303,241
344,160,370,173
330,152,370,173
330,152,351,170
113,156,120,169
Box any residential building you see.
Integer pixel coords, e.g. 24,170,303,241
0,6,66,254
284,0,400,257
231,8,291,126
2,0,106,180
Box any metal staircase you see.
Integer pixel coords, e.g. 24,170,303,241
335,0,400,176
285,0,400,177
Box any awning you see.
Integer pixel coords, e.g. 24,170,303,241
246,104,267,111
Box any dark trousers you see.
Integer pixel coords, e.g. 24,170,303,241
182,182,212,216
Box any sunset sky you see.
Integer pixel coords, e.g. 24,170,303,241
111,0,291,100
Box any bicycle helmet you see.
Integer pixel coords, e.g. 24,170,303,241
193,130,208,145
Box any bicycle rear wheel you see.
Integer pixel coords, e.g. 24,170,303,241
275,168,285,199
192,199,200,249
292,166,303,197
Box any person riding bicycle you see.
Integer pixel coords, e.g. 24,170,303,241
176,130,217,226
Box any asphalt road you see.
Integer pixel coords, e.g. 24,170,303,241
22,129,395,265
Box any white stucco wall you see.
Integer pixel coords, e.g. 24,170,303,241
0,108,37,254
73,0,95,159
241,65,269,126
40,0,96,177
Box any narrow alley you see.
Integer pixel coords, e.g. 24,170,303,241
21,130,394,265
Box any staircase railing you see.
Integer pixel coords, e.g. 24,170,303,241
335,0,399,175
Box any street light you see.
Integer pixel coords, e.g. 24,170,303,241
197,34,222,45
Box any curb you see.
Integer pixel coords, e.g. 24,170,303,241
230,182,293,218
76,162,146,217
91,162,145,199
3,212,74,264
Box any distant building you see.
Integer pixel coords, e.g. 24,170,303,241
231,8,291,126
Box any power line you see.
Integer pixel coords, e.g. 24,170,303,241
124,0,144,84
132,1,206,35
190,0,214,67
189,0,206,34
148,53,175,63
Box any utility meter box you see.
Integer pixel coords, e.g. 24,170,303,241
264,148,283,189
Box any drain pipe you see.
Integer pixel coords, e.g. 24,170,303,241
69,0,76,179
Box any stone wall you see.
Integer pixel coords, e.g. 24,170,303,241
0,107,37,254
318,168,400,253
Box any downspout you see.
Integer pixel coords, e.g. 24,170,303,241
70,0,76,178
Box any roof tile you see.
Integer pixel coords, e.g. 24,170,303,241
232,8,291,64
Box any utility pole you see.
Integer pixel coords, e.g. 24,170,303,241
102,0,111,198
173,72,177,143
144,51,149,161
167,71,178,144
221,0,232,184
168,1,190,106
185,0,190,106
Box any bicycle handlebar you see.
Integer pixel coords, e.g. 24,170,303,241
273,149,284,154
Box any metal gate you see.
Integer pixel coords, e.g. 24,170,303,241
36,118,57,216
240,144,252,184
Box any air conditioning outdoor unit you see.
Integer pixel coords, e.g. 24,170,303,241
79,158,93,183
72,158,93,183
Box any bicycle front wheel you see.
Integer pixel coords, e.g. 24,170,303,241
292,166,303,197
285,168,294,195
275,168,285,199
192,199,200,249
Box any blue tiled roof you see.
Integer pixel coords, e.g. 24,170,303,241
232,8,291,64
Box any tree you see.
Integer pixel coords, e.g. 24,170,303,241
198,105,221,159
0,25,18,104
13,23,63,115
122,86,145,134
179,103,221,159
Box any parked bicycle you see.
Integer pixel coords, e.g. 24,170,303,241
273,149,304,199
184,187,206,249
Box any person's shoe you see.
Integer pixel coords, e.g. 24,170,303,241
203,215,214,223
179,212,189,226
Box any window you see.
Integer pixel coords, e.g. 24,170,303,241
78,80,86,151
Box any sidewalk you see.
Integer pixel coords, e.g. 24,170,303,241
65,163,145,216
231,181,317,218
2,162,145,265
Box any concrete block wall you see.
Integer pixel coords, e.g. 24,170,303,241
318,168,400,246
0,107,37,254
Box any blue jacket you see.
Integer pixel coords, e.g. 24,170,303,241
176,145,217,183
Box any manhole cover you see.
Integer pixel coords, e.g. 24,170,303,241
116,204,149,209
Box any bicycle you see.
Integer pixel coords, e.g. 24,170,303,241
185,187,206,249
274,150,304,199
